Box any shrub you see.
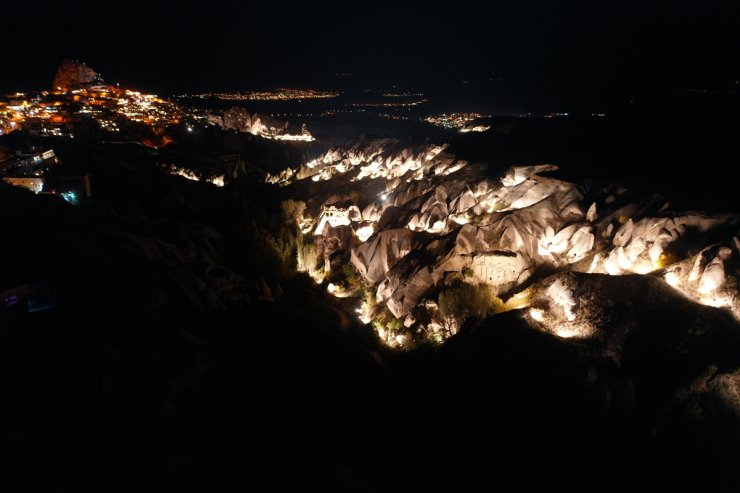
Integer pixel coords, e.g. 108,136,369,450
342,263,366,291
297,241,319,275
280,199,306,224
438,282,505,335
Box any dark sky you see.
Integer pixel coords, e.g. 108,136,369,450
3,0,738,101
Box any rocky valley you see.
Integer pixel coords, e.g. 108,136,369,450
1,59,738,492
267,137,739,350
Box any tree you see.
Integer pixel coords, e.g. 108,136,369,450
280,199,306,225
342,263,365,292
297,241,319,278
438,282,505,336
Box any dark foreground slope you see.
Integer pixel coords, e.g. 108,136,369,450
0,137,738,492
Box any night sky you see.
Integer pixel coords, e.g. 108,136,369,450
3,1,738,104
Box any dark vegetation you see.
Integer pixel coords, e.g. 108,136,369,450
1,108,738,492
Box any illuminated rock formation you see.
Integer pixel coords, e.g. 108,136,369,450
525,265,740,377
52,59,99,91
208,107,314,141
313,204,361,235
294,140,449,183
350,229,416,283
471,251,529,286
378,254,435,318
269,138,740,346
162,164,225,187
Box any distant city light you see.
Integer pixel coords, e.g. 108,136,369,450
194,89,339,101
424,113,490,131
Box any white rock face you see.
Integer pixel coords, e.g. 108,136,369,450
501,165,558,187
209,107,314,141
597,215,734,275
379,263,435,318
295,140,450,183
566,227,595,262
267,137,739,343
350,229,415,283
547,279,577,321
313,205,361,235
699,256,726,294
586,202,598,222
354,223,376,242
472,252,529,286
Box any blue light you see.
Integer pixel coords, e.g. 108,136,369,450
61,191,78,204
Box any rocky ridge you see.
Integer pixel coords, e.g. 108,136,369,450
52,59,100,91
272,138,740,346
208,107,314,142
